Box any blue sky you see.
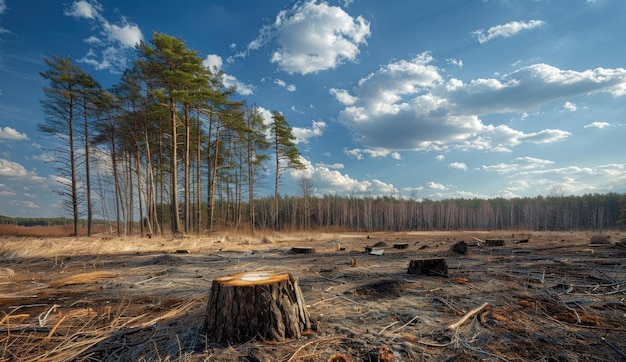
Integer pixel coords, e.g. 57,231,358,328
1,0,625,218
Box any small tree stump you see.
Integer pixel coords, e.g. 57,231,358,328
290,246,316,254
407,258,448,277
485,239,505,247
451,241,467,255
203,271,311,344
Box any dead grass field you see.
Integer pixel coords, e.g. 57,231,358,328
1,230,625,361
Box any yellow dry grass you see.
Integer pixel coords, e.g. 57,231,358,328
50,271,118,287
0,230,360,260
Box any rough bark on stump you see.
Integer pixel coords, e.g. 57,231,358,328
407,258,448,277
203,271,311,344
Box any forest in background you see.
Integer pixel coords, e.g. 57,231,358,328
33,31,626,237
2,192,626,236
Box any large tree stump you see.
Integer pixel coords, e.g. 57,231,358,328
203,271,311,344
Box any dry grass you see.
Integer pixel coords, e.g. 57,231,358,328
0,230,625,361
0,224,111,238
50,271,118,288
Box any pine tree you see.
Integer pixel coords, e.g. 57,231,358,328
136,32,208,234
38,56,88,237
76,72,103,236
270,110,304,230
243,106,270,233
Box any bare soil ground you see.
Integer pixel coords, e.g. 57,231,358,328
1,230,625,361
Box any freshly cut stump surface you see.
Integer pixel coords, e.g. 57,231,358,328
203,271,311,344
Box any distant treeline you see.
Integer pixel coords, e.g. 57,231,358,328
0,216,108,228
2,192,625,233
246,192,626,232
151,192,626,234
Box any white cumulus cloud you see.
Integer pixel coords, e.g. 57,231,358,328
290,157,397,196
448,162,468,171
584,121,610,129
563,101,577,112
0,127,28,141
334,52,626,153
203,54,223,70
65,1,143,73
274,79,297,92
427,181,446,190
246,0,370,75
0,158,31,178
64,0,101,19
293,121,326,144
472,20,545,44
102,20,142,48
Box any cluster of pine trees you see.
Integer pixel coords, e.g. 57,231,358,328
37,32,626,237
38,32,303,237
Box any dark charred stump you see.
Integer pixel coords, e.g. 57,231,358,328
486,239,505,247
203,271,312,344
451,241,467,255
290,246,316,254
407,258,448,277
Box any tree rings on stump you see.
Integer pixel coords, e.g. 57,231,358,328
407,258,448,277
203,271,312,344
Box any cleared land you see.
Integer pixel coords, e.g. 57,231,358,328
1,231,625,361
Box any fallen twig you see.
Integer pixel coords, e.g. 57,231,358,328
286,336,341,362
378,320,398,335
461,340,509,361
556,295,581,324
38,304,60,327
135,276,159,285
602,337,626,360
414,339,454,347
47,314,68,338
390,315,420,334
0,313,29,324
447,302,489,330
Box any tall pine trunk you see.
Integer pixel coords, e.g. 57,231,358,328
69,104,79,237
169,98,182,234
